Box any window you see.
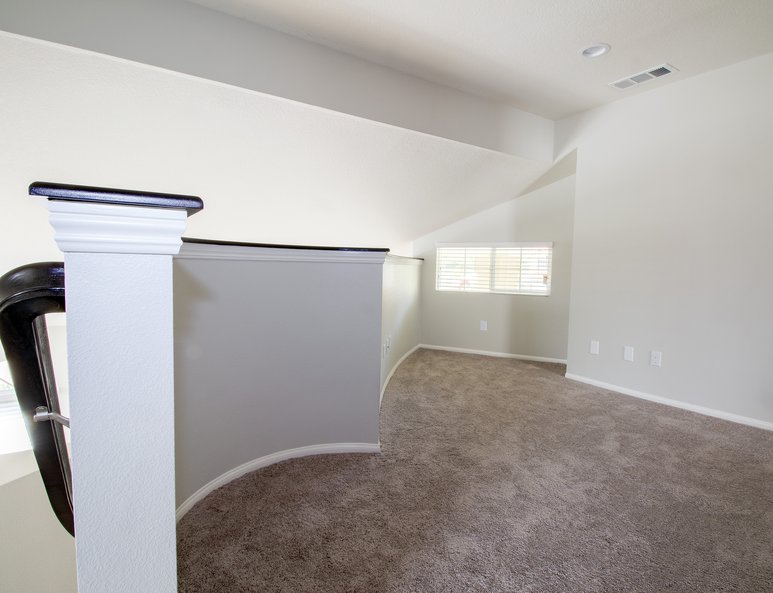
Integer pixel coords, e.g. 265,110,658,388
436,243,553,296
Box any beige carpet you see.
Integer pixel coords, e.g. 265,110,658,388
177,348,773,592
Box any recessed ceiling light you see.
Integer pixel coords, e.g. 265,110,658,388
581,43,611,58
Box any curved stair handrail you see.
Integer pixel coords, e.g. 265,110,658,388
0,262,72,535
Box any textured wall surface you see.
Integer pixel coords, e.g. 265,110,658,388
65,250,179,593
557,53,773,424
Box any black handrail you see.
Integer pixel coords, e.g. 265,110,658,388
182,236,389,253
30,181,204,215
0,262,72,536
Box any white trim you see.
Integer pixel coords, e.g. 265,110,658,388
380,344,421,404
176,241,389,265
42,191,192,592
175,442,381,521
565,373,773,432
419,344,567,364
47,201,188,255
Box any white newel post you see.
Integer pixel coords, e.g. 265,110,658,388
36,185,202,593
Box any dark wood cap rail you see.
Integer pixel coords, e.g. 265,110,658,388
182,237,389,253
29,182,204,216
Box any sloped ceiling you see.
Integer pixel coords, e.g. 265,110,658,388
189,0,773,119
0,33,549,264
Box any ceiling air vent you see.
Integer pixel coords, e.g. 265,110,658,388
610,64,677,90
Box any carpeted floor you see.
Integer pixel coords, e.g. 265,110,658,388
177,348,773,592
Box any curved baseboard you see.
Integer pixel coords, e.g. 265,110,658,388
380,344,420,404
176,442,381,521
419,344,567,364
565,373,773,432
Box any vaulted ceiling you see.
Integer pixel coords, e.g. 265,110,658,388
2,1,773,259
188,0,773,118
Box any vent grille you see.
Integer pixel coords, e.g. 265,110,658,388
610,64,677,90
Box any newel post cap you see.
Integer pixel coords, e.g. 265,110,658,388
30,181,204,255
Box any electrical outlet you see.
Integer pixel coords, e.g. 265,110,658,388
590,340,600,355
480,320,487,331
624,346,634,362
650,350,662,367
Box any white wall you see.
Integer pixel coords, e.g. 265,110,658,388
414,176,575,361
557,52,773,425
173,243,385,511
380,256,422,391
0,31,551,282
0,452,76,593
0,0,553,160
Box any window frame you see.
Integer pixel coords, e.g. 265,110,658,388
435,242,553,296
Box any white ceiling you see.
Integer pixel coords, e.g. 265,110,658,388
189,0,773,119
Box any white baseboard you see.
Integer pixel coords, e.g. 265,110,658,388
380,344,421,404
419,344,567,365
565,373,773,432
176,442,381,521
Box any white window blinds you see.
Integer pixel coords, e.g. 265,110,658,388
436,243,553,296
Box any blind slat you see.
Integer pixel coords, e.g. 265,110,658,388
436,244,552,296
